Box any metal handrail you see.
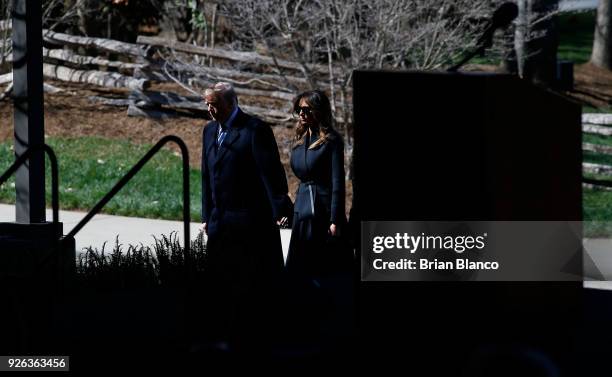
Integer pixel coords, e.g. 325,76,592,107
0,143,59,223
66,135,191,259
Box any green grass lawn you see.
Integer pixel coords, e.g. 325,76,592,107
583,114,612,233
584,106,612,114
0,133,609,225
584,133,612,147
0,137,202,221
471,10,596,66
584,151,612,166
584,184,612,237
561,12,612,231
557,11,595,64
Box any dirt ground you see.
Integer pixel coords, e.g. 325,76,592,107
464,62,612,108
1,63,611,210
569,63,612,108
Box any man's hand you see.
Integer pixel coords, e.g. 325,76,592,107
199,222,208,235
277,217,289,228
329,223,338,237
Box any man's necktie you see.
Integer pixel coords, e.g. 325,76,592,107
217,124,228,147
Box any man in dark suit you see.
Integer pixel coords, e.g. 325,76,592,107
199,82,291,351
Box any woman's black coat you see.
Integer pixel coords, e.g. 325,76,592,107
286,130,345,276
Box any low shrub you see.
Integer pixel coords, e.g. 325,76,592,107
76,232,207,291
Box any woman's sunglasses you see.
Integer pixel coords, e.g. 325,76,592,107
294,106,313,116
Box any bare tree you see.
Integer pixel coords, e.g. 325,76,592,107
592,0,611,70
514,0,560,85
0,0,11,67
311,0,503,142
219,0,506,143
0,0,86,68
220,0,320,90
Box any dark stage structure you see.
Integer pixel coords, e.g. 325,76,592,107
352,71,584,375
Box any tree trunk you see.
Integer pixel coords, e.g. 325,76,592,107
514,0,559,86
515,0,529,78
592,0,612,70
209,2,217,66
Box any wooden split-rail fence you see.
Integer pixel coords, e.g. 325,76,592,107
582,114,612,191
0,26,347,125
1,26,610,187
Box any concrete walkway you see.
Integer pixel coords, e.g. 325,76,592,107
0,204,292,262
4,202,612,291
559,0,597,11
584,238,612,291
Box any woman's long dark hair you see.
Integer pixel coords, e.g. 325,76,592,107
292,90,337,149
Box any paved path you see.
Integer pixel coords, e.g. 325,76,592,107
559,0,597,11
0,204,292,262
5,203,612,290
584,238,612,291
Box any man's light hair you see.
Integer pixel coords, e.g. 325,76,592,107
205,82,238,107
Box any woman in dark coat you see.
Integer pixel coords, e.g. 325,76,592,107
284,90,346,278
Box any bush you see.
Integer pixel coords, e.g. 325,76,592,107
76,231,207,291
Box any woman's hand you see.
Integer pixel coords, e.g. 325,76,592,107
329,223,338,236
277,216,289,227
